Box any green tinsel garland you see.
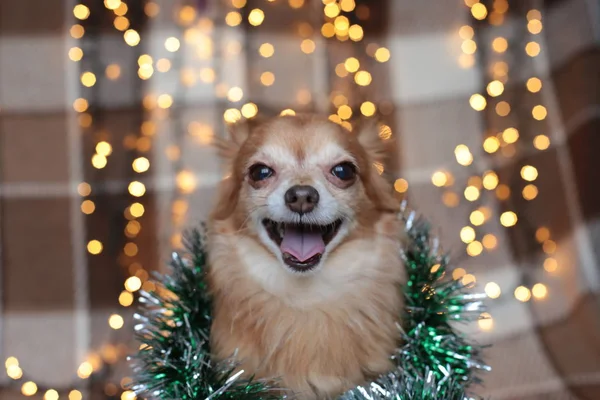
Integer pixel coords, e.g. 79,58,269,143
129,206,490,399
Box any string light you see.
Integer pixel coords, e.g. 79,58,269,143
486,80,504,97
460,226,476,243
527,19,543,34
478,312,494,331
483,136,500,153
469,94,486,111
495,101,510,116
394,179,409,193
492,37,508,53
525,41,541,57
70,24,85,39
44,389,59,400
461,39,477,54
454,144,473,166
124,29,141,46
544,258,558,272
514,286,531,302
21,381,38,396
500,211,518,227
532,105,547,120
69,47,84,61
533,135,550,150
87,240,103,255
248,9,265,26
354,71,372,86
360,101,376,117
73,4,90,20
522,184,538,200
532,283,548,299
482,234,497,250
260,71,275,86
464,186,480,201
458,25,474,39
300,39,316,54
374,47,391,62
128,181,146,197
470,3,488,20
165,37,181,52
502,127,519,143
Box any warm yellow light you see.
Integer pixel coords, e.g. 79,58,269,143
525,41,541,57
321,22,335,38
105,64,121,80
108,314,124,330
21,381,38,396
73,98,89,113
543,240,557,255
145,2,160,17
87,240,103,255
238,103,258,119
492,37,508,53
81,71,96,87
394,179,409,193
354,71,372,86
128,181,146,197
442,191,459,208
69,47,83,62
154,58,170,73
225,11,242,26
337,105,352,120
95,141,112,157
464,186,480,201
454,144,473,166
374,47,391,62
7,365,23,379
348,24,364,41
469,210,484,226
70,24,85,39
461,39,477,55
480,171,498,191
462,273,477,285
5,357,19,369
258,43,275,58
535,227,550,243
532,105,547,120
81,200,95,215
114,2,128,15
124,242,138,257
486,80,504,97
458,25,474,39
121,391,136,400
104,0,121,10
248,9,265,26
226,87,243,103
334,15,350,32
73,4,90,20
260,71,275,86
119,290,134,307
544,258,558,272
482,234,497,250
478,312,494,331
452,267,466,280
496,184,510,200
130,203,145,218
69,390,83,400
524,77,542,94
91,154,107,169
114,16,130,31
300,39,316,54
44,389,59,400
483,136,500,153
460,226,476,243
528,19,543,34
520,165,538,181
532,283,548,299
522,185,539,200
467,176,482,189
532,135,550,151
495,101,510,116
500,211,518,227
502,127,519,143
360,101,376,117
124,29,141,46
464,0,479,7
378,124,392,140
469,94,486,111
514,286,531,302
324,2,341,18
431,171,448,187
527,9,542,20
199,67,215,82
340,0,355,11
125,276,142,292
485,282,501,299
471,3,488,19
344,57,360,72
289,0,305,8
131,157,149,173
176,170,197,194
165,37,181,52
157,94,173,109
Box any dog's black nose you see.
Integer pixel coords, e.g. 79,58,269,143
284,185,319,215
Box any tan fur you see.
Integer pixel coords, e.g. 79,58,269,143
208,115,405,399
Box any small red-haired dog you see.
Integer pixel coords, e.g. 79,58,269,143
207,115,405,399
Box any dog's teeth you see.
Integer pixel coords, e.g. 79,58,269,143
278,224,285,238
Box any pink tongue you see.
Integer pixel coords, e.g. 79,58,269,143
280,225,325,262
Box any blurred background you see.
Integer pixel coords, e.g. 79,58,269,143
1,0,599,399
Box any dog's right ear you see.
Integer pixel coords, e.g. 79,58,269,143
213,120,252,162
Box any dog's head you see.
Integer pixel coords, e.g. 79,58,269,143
211,115,398,275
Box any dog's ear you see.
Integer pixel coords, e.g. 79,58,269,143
354,119,400,213
353,119,390,163
213,120,252,161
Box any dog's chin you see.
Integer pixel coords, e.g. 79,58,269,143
260,218,344,274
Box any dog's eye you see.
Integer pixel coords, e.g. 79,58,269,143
331,162,357,181
249,164,274,181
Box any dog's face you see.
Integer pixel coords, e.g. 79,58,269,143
212,115,397,275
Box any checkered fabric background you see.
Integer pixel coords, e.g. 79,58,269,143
1,0,599,399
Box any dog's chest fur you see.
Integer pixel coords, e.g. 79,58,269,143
208,218,404,399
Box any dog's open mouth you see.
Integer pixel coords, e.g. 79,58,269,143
262,219,343,272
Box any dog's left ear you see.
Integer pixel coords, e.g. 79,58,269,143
354,119,400,213
213,120,252,162
353,119,390,163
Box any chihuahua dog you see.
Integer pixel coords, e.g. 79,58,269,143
207,115,405,399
